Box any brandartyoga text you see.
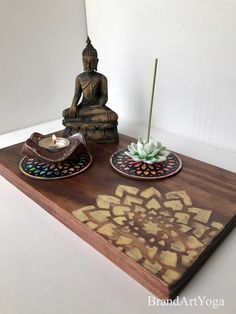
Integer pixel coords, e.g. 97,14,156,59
148,296,224,309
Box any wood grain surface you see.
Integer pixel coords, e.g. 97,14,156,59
0,132,236,299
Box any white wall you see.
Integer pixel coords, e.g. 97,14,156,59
85,0,236,152
0,0,87,134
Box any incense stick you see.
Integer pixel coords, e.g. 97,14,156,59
147,58,158,141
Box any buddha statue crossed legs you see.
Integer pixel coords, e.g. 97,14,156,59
62,37,119,143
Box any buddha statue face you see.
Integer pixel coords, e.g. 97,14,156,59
83,56,98,73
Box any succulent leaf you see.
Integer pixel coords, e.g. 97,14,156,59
144,141,156,155
138,137,147,145
131,142,138,153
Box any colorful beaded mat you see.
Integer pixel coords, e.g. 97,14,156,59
110,148,182,179
19,153,92,180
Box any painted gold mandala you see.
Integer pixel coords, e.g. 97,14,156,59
72,185,224,285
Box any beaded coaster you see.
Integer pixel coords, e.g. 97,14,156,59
19,153,92,180
110,148,182,180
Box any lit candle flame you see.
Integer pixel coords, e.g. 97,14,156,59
52,134,57,145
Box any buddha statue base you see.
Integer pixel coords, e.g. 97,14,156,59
63,120,119,144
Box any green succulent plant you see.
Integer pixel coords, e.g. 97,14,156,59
125,137,170,164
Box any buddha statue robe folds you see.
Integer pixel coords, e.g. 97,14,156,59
62,37,119,143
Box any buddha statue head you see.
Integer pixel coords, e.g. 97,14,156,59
82,37,98,73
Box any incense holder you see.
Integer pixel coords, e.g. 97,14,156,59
110,148,182,180
125,137,170,164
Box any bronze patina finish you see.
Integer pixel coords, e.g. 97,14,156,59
62,37,119,143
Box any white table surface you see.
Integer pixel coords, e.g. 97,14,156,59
0,120,235,314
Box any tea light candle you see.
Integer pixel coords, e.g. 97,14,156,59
38,134,70,152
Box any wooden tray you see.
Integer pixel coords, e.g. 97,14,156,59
0,132,236,299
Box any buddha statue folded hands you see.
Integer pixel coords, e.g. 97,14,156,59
62,37,119,143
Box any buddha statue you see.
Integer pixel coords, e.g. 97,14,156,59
62,37,119,143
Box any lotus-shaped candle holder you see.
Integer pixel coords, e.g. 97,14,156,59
125,137,170,164
22,132,88,163
19,132,93,180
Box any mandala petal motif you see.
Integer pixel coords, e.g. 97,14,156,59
72,185,224,285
